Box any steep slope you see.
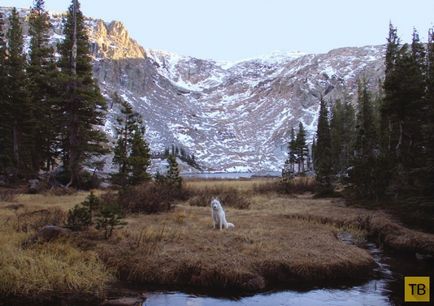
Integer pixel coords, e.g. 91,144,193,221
1,7,385,173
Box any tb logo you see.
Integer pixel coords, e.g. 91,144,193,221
405,277,430,302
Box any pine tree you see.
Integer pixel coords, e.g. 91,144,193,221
406,30,427,187
424,29,434,198
354,80,377,159
350,80,387,199
311,138,317,171
129,125,151,185
315,98,333,193
6,8,32,177
382,23,400,155
382,32,426,196
112,95,136,189
28,0,60,172
283,127,296,177
112,94,150,188
295,122,308,173
166,155,182,189
58,0,108,187
0,10,10,173
330,99,344,175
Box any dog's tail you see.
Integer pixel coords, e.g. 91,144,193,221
227,222,235,228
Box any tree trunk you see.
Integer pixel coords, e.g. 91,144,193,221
13,123,19,171
395,120,403,157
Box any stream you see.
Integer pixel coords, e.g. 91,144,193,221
142,241,432,306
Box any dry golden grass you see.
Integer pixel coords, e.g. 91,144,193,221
0,191,112,301
185,178,275,192
9,191,94,211
0,223,111,299
1,182,433,296
96,194,377,291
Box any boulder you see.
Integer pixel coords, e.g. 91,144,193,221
28,179,41,194
23,225,71,247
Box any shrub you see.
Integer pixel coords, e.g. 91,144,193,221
0,189,17,202
119,182,189,214
188,186,250,209
44,186,76,196
53,168,100,190
66,205,91,231
95,202,126,239
16,208,66,233
253,177,317,195
81,191,101,224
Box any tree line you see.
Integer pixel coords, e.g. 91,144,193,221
0,1,107,188
310,24,434,204
0,0,182,189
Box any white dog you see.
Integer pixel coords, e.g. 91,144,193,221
211,197,234,230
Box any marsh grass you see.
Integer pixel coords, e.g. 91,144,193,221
187,185,251,209
253,176,317,195
1,180,433,296
0,223,111,298
0,188,18,202
96,203,375,292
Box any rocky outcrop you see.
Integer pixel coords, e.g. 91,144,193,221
89,20,146,60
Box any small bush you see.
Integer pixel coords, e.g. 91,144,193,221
0,189,17,202
80,171,102,190
44,186,76,196
254,177,317,195
66,205,91,231
95,202,126,239
53,168,100,190
16,208,66,233
81,191,101,224
65,192,104,231
118,182,189,214
188,186,250,209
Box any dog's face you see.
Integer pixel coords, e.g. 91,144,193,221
211,198,222,211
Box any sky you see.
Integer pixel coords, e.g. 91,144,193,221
3,0,434,61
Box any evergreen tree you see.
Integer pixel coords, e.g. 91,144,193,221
285,127,297,175
112,94,150,188
315,98,333,193
382,23,400,155
129,125,151,185
6,8,32,177
311,138,317,171
328,96,356,179
354,80,378,159
165,155,182,189
57,0,108,187
112,95,136,189
424,29,434,197
28,0,60,172
295,122,308,173
350,80,387,199
330,99,344,175
381,31,426,196
0,10,10,173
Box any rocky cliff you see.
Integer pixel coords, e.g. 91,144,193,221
1,7,385,173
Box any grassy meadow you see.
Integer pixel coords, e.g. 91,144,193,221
1,178,433,303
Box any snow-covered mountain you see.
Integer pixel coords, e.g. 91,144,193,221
1,7,385,173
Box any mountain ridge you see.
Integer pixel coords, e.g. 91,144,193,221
1,6,385,173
